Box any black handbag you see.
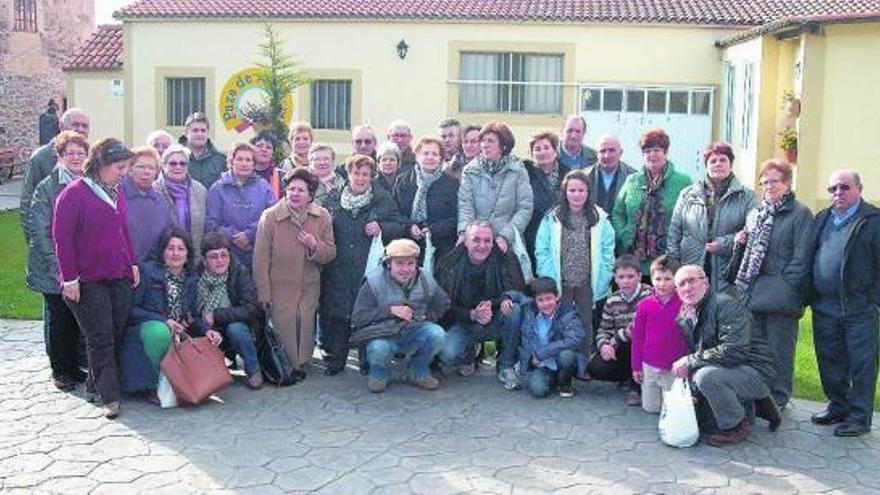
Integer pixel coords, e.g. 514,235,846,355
257,314,301,387
350,318,408,345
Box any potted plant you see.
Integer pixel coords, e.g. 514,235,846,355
778,128,798,164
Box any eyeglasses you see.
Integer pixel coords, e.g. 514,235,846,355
760,179,782,187
63,151,87,158
827,183,853,194
390,133,410,139
131,164,156,172
675,276,706,289
354,139,373,145
205,252,230,261
166,160,188,167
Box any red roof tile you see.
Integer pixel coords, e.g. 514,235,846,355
64,25,123,71
115,0,880,26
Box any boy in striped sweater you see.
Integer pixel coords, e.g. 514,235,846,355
586,254,653,404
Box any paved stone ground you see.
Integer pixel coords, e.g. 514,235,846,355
0,178,22,212
2,319,880,494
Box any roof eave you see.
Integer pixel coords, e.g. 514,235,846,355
716,10,880,48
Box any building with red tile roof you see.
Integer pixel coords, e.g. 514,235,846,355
66,0,880,209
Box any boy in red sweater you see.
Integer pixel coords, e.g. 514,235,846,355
631,255,689,413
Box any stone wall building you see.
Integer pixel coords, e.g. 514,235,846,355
0,0,94,162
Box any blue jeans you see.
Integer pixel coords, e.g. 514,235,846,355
366,322,445,381
223,322,260,376
440,305,521,369
813,306,879,426
528,349,577,398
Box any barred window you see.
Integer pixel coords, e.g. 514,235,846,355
458,52,563,114
14,0,37,33
165,78,206,126
310,80,352,130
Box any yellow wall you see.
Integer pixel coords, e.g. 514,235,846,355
121,20,735,155
801,23,880,210
65,70,125,143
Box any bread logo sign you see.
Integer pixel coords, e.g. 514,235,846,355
219,67,294,132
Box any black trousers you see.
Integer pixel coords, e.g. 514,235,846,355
322,315,353,367
586,340,636,388
65,279,132,404
43,293,83,378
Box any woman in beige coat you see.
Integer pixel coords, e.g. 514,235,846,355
254,168,336,370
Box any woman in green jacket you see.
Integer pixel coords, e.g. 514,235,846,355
611,128,692,275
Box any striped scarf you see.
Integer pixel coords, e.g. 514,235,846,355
735,192,790,291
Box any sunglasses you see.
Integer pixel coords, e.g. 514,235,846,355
827,183,853,194
167,161,188,167
354,139,373,145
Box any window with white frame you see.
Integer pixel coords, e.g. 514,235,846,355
310,79,351,130
740,63,755,146
722,63,736,143
458,51,563,114
14,0,37,32
165,77,206,126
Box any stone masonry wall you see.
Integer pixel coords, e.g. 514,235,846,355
0,0,94,166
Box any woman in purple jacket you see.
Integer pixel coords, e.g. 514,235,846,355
53,138,139,419
205,142,277,268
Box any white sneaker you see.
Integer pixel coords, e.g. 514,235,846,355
499,368,519,390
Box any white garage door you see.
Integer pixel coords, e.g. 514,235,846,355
579,84,714,179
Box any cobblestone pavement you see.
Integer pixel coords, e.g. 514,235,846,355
2,319,879,494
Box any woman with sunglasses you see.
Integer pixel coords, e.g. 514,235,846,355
731,159,813,409
154,144,208,260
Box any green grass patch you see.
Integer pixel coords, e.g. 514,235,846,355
0,210,41,319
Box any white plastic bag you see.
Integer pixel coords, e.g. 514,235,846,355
157,371,178,409
658,378,699,448
422,231,436,275
364,235,385,277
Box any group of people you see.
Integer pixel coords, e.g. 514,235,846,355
20,107,879,446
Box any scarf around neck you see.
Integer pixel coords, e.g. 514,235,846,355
164,176,192,231
411,167,443,223
165,270,187,323
734,191,791,292
477,153,516,176
82,177,118,210
340,185,373,216
197,270,230,316
631,163,669,262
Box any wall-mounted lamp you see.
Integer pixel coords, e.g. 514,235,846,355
396,39,409,60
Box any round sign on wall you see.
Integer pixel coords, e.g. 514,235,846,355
219,67,294,132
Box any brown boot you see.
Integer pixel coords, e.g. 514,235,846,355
706,418,750,447
411,375,440,391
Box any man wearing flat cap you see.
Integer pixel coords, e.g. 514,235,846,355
351,239,451,393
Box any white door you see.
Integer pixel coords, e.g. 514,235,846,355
579,84,714,180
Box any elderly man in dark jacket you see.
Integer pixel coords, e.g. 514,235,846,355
583,135,635,214
803,169,880,437
672,265,780,447
351,239,450,393
435,220,525,388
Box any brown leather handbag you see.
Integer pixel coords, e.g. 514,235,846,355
160,332,232,405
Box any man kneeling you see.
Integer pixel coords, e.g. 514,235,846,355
672,265,781,446
351,239,450,393
516,277,583,398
